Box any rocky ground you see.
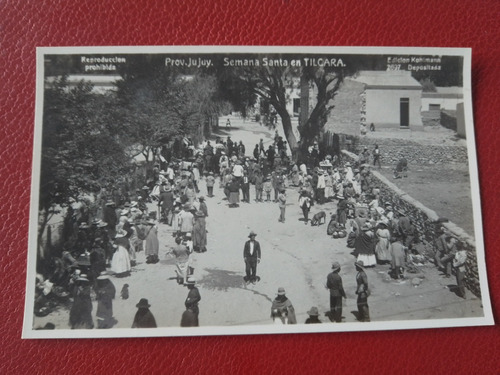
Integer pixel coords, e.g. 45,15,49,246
32,116,484,333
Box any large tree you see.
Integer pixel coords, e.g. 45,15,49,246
116,62,227,162
225,61,351,161
297,65,346,158
39,77,130,258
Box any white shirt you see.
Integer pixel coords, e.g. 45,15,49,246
232,164,244,177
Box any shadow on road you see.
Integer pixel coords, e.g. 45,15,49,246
212,127,243,137
198,268,245,291
199,268,274,303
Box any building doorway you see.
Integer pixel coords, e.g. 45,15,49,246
400,98,410,127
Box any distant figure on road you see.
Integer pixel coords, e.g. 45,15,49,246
226,118,231,128
278,188,287,223
271,287,297,324
373,144,381,168
205,172,215,197
132,299,157,328
259,138,266,156
243,231,261,284
326,262,346,323
299,190,311,224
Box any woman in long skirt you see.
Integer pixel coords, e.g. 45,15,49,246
111,230,131,275
375,222,392,263
228,178,240,207
192,211,207,252
144,219,159,264
355,224,377,267
69,275,94,329
96,273,116,328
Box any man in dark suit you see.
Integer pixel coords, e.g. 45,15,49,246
243,231,261,284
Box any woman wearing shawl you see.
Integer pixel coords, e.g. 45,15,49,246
69,274,94,329
270,287,297,324
96,272,116,329
354,223,377,267
132,299,157,328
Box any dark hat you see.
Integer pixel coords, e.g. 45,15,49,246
248,231,257,238
354,260,366,269
76,255,91,267
198,196,205,201
307,306,319,316
136,298,151,308
277,287,286,296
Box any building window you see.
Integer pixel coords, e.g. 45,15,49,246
429,104,441,111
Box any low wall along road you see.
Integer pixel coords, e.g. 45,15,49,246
342,150,481,298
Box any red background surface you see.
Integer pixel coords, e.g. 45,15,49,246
1,0,499,373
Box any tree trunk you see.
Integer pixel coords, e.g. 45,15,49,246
275,106,298,161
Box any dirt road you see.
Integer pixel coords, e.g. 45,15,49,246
33,116,483,331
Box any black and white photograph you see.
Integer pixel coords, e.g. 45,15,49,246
24,46,493,338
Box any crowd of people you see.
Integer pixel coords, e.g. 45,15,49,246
34,130,468,329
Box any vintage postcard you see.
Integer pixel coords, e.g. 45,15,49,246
23,46,493,338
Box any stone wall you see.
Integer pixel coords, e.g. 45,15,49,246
342,150,481,297
353,138,468,165
441,110,458,131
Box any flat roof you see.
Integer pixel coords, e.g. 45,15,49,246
351,71,422,89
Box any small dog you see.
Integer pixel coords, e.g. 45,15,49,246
121,284,129,300
310,211,326,226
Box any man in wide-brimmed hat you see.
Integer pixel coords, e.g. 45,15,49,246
205,171,216,197
305,306,322,324
243,231,261,284
182,277,201,326
198,196,208,217
354,261,370,322
326,262,346,323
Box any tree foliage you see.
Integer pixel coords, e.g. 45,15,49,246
219,60,353,161
116,62,226,161
40,77,131,248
